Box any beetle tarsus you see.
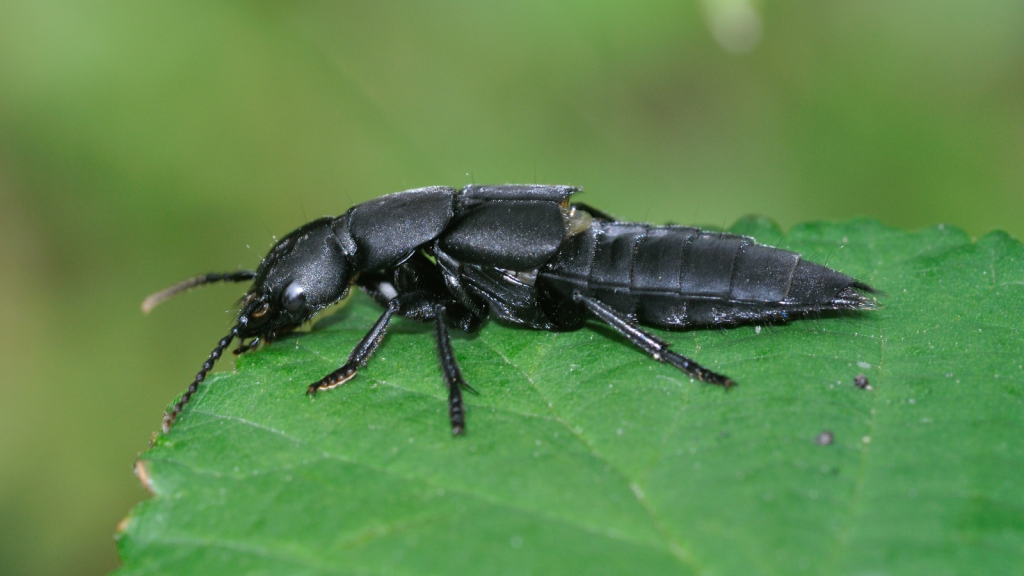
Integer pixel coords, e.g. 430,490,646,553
307,363,358,395
663,350,734,388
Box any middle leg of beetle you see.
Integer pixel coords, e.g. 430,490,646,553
433,304,476,435
572,292,734,388
306,297,403,395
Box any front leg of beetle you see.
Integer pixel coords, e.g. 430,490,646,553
306,289,442,394
307,297,403,395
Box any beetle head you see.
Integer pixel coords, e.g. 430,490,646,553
237,217,352,338
145,215,356,432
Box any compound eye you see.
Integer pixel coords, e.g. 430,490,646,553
281,282,306,312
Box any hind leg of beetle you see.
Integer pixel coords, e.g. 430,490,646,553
306,298,403,395
433,304,476,435
572,292,734,388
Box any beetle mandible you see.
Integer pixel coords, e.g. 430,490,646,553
145,185,876,435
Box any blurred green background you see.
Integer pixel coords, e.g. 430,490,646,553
0,1,1021,574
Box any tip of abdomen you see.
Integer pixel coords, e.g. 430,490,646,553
834,284,878,310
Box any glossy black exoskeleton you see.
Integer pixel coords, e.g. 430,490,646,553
145,185,876,435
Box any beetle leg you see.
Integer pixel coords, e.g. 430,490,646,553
572,292,734,388
306,297,402,395
433,304,473,435
432,247,488,318
233,337,260,355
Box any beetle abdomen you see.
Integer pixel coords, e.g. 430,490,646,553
538,221,873,329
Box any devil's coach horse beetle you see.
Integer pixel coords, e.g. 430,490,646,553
144,185,876,435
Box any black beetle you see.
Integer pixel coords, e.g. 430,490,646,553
145,185,875,435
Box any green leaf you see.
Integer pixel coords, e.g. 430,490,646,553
115,219,1024,576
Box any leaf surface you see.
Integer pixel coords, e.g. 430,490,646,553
116,219,1024,576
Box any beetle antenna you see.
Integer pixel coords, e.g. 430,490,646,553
142,271,257,314
162,325,239,433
